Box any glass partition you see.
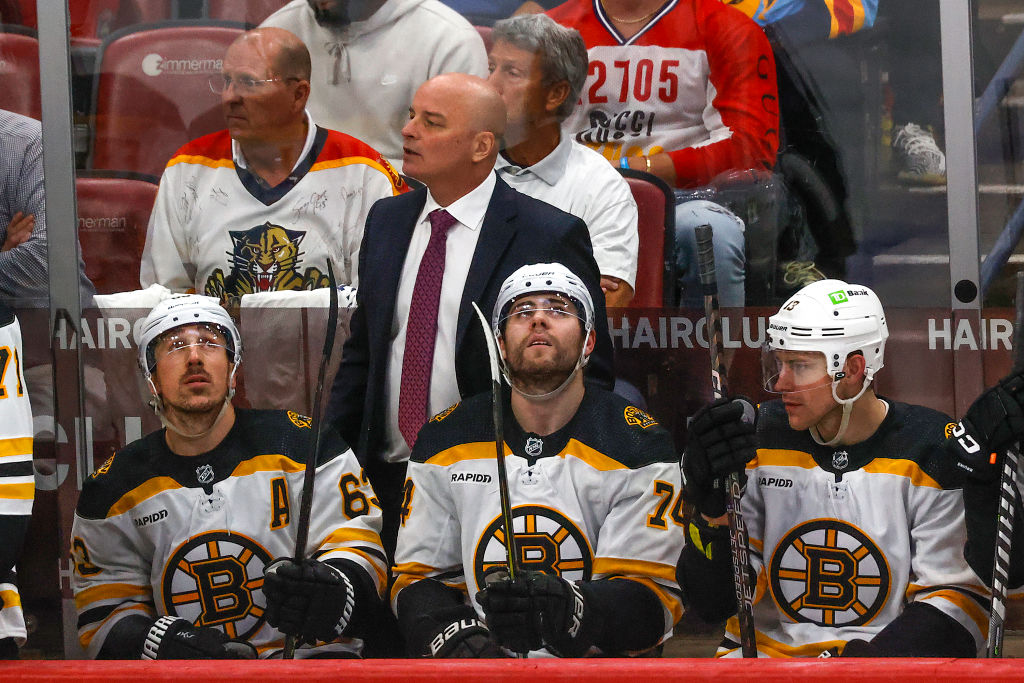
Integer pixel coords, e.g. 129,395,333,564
13,0,1024,660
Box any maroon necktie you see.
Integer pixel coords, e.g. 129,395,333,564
398,208,458,449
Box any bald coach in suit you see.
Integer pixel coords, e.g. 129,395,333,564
326,73,613,554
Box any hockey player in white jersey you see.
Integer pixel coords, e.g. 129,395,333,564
0,303,33,658
392,263,683,658
678,279,990,657
71,294,386,659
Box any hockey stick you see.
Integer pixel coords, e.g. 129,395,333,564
694,224,757,658
283,261,339,660
986,270,1024,658
471,302,520,581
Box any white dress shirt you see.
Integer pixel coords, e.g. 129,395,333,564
383,172,496,463
495,135,638,288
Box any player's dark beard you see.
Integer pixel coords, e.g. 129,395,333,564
506,337,580,395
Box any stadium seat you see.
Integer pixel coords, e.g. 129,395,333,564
89,20,245,177
0,27,39,118
618,168,676,308
206,0,287,26
475,25,493,53
13,0,171,45
76,171,159,294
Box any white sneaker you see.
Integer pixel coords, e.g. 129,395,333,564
892,123,946,185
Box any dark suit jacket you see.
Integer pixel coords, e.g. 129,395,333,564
327,176,614,464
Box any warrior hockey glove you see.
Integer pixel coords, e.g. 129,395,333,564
476,570,592,657
946,370,1024,483
263,558,355,643
682,396,757,517
141,616,257,660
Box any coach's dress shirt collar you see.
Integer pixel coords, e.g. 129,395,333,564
421,170,497,233
495,133,571,188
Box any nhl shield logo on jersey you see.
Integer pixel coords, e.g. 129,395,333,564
473,505,593,588
161,531,273,640
624,406,658,429
832,450,850,470
525,437,544,457
287,411,312,429
196,464,215,485
768,519,891,627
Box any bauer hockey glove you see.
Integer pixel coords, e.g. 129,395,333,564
263,558,355,643
141,616,257,660
682,396,757,517
415,604,506,658
476,570,592,657
946,370,1024,483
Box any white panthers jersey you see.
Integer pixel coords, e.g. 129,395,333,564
0,304,32,644
71,409,385,658
393,389,684,656
720,399,989,657
140,122,404,304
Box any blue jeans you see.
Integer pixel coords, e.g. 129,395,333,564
674,198,746,308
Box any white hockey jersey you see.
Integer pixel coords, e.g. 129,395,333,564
719,399,989,657
140,121,405,304
392,389,684,656
0,304,32,644
71,409,386,658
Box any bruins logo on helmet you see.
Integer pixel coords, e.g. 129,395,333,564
288,411,312,429
769,518,891,627
473,505,592,587
944,422,957,439
624,406,658,429
160,531,272,640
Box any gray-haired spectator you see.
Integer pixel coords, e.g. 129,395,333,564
488,14,638,307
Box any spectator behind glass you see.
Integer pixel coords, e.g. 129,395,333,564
548,0,780,307
438,0,560,27
261,0,489,167
488,14,638,307
0,109,94,306
140,28,405,305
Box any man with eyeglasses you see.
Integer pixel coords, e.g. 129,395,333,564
71,294,388,659
140,27,405,306
677,279,996,658
392,263,682,657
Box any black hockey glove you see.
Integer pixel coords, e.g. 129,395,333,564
420,605,506,658
682,396,757,517
946,370,1024,483
476,570,591,657
263,558,355,643
819,638,882,658
141,616,257,660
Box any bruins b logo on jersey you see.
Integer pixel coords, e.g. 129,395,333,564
160,531,272,640
473,505,593,587
769,519,891,627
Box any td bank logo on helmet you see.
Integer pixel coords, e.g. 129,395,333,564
142,53,223,77
828,289,870,305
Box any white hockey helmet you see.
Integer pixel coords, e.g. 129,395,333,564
136,294,242,378
491,262,595,337
767,279,888,382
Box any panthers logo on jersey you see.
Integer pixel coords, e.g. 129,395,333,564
204,222,329,305
160,531,272,640
473,505,593,587
768,519,891,627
